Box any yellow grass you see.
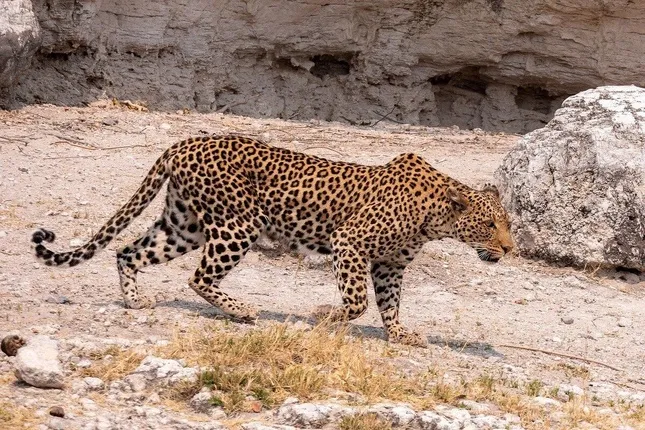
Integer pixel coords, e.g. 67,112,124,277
79,345,144,382
0,401,38,428
160,322,425,413
339,413,392,430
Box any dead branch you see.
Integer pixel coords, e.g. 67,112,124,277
302,146,346,157
43,155,104,160
95,143,153,151
53,139,97,150
371,106,401,126
52,134,97,150
52,134,152,151
611,380,645,392
495,343,624,372
0,136,32,146
216,101,244,114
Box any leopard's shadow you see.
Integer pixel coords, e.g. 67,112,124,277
155,300,503,359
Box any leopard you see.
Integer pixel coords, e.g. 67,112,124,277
32,135,514,347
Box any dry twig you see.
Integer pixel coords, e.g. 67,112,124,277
52,134,152,151
216,101,244,114
496,343,624,372
302,146,346,157
371,106,401,126
0,136,32,145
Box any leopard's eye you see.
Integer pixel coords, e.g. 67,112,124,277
486,220,495,228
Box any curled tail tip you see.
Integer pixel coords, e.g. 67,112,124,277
31,228,96,267
32,228,56,245
32,229,56,266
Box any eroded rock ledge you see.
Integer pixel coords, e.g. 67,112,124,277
2,0,645,133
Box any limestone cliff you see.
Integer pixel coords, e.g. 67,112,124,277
2,0,644,132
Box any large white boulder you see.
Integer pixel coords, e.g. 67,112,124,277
496,85,645,271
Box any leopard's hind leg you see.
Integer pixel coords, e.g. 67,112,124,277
188,212,265,321
116,184,204,309
185,175,266,321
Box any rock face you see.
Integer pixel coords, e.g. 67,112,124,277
14,335,65,389
0,0,40,88
496,86,645,271
1,0,644,133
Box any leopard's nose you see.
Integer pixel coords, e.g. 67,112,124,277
501,245,513,254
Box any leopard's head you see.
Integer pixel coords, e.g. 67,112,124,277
449,184,514,262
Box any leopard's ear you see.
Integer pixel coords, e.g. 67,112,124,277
481,183,499,198
446,186,469,213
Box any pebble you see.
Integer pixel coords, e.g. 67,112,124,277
81,398,98,411
1,334,26,356
561,317,574,325
69,238,85,247
84,377,105,391
124,374,147,392
45,294,70,304
532,396,562,409
561,276,586,289
618,317,632,328
77,359,92,368
47,417,66,430
368,403,416,426
557,384,584,402
416,410,457,430
460,400,491,413
102,118,119,126
441,407,471,423
190,391,213,413
49,406,65,417
277,403,331,427
130,355,198,384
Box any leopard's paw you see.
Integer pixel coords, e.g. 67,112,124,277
311,304,346,322
228,302,259,323
387,326,428,348
124,295,157,310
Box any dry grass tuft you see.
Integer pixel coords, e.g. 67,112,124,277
554,362,591,379
339,413,392,430
0,373,16,385
628,405,645,425
155,322,570,428
79,345,144,382
160,322,425,413
0,401,38,427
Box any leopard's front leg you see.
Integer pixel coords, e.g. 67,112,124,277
371,239,428,348
313,242,370,323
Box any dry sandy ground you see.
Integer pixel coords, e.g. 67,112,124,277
0,104,643,428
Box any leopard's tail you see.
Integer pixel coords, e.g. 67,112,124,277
32,151,172,267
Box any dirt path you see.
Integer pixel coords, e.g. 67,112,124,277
0,105,643,429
